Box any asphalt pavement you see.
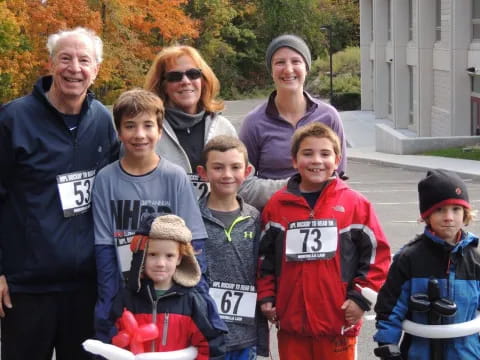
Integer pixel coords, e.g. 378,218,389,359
223,99,480,360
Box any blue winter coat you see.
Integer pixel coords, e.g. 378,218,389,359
0,76,119,292
374,228,480,359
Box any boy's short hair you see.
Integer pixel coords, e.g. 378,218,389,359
291,122,341,159
113,88,165,131
201,135,249,167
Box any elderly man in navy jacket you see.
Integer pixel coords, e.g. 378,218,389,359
0,27,119,360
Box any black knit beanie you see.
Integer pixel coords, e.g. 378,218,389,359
265,34,312,73
418,169,470,219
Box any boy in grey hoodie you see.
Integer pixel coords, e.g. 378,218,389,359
197,135,268,359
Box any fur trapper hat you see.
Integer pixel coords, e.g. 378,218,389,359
418,169,470,219
129,214,201,291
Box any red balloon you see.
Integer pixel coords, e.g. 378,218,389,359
122,309,139,334
112,330,131,348
113,308,160,354
135,323,159,342
130,340,144,355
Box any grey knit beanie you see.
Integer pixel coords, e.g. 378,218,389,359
265,34,312,73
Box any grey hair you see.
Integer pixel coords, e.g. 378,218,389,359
47,27,103,64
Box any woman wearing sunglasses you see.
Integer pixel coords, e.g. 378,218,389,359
144,45,236,186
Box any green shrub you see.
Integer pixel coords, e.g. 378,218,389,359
307,46,360,99
331,92,361,111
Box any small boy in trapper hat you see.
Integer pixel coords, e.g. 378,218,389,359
110,214,225,358
374,169,480,359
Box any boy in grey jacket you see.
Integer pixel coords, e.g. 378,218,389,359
197,135,268,359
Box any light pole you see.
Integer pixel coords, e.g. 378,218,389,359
320,25,333,103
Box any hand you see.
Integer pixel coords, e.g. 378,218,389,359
374,344,403,360
341,299,364,325
0,275,12,317
260,302,278,325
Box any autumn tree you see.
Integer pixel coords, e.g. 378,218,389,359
90,0,199,103
0,2,31,101
185,0,265,98
0,0,101,103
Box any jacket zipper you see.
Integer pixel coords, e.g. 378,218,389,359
163,124,193,173
147,287,160,351
161,313,170,346
224,215,251,242
148,286,177,350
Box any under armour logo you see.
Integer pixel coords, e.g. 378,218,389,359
333,205,345,212
244,231,253,239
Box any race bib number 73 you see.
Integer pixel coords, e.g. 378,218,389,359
285,219,338,261
56,169,95,217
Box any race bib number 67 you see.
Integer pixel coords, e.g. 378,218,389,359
209,281,257,325
56,169,95,217
285,219,338,261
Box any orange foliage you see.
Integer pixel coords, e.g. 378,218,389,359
1,0,200,103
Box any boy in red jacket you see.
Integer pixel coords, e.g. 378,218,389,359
257,122,391,359
111,214,225,359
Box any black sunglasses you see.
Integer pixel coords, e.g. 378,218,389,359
164,68,202,82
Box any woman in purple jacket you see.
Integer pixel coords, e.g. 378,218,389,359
239,34,347,182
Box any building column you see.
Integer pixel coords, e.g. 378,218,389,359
450,0,470,135
373,0,389,118
360,0,373,110
391,0,409,129
416,0,435,136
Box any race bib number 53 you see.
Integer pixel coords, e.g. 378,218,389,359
285,219,338,261
56,170,95,217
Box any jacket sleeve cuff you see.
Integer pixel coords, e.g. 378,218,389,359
347,289,371,311
259,296,275,306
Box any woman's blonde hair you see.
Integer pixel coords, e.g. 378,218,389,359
144,45,224,113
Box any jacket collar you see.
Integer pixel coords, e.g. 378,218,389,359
285,172,339,197
33,75,94,116
199,194,245,221
265,90,317,119
423,227,479,254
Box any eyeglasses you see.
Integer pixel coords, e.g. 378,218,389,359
164,68,202,82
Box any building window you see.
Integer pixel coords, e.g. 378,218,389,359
473,0,480,40
472,77,480,135
472,97,480,135
387,0,391,41
408,0,413,41
435,0,441,41
409,66,414,125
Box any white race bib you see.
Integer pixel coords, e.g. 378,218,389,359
209,281,257,324
56,169,95,217
285,219,338,261
115,232,135,273
188,174,210,200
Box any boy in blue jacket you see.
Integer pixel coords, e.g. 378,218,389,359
374,169,480,359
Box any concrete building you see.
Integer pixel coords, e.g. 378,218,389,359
360,0,480,154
